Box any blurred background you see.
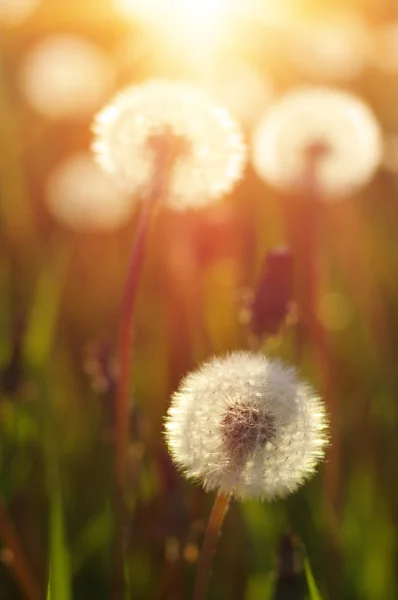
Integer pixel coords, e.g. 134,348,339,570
1,0,398,598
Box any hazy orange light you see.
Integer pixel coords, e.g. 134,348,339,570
114,0,234,75
113,0,296,77
115,0,229,21
115,0,227,40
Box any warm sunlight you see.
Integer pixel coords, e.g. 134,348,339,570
114,0,237,55
114,0,227,25
172,0,226,21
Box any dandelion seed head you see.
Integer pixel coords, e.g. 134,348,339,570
92,80,246,210
164,352,328,500
252,87,382,198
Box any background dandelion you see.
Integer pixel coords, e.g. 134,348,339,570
92,79,246,209
252,86,383,197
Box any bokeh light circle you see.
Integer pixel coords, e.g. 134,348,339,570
46,153,134,231
19,35,115,119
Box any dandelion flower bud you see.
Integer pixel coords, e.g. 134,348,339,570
252,87,382,198
164,352,328,500
92,79,246,210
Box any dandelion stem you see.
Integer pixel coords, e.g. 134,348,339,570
114,152,169,489
0,496,42,600
113,131,184,599
193,492,231,600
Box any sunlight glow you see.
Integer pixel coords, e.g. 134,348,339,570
113,0,296,71
114,0,239,59
115,0,230,22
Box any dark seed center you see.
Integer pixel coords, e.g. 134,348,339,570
221,403,276,462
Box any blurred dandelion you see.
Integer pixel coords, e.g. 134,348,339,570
165,352,328,500
92,79,246,209
288,10,370,81
252,87,382,197
19,35,114,119
46,153,134,231
165,351,327,600
0,0,40,26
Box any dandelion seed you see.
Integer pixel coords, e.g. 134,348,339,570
252,87,382,197
164,352,328,500
92,79,246,210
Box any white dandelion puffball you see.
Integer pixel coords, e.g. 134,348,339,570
46,153,134,231
19,35,114,119
252,87,382,197
0,0,40,26
92,80,246,210
164,352,328,500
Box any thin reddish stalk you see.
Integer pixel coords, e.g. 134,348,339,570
193,492,230,600
0,496,42,600
112,182,161,600
112,135,182,599
114,170,165,488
